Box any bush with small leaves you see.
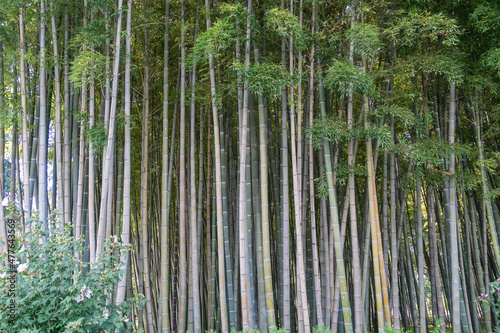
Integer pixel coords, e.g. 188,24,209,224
0,215,144,333
478,278,500,333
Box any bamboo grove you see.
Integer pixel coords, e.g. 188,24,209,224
1,0,500,332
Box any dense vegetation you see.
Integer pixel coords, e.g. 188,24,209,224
1,0,500,332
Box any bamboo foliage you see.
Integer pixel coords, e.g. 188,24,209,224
238,1,254,327
448,83,460,333
178,0,188,330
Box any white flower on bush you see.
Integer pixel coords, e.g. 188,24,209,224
17,263,28,273
0,272,6,279
85,288,93,299
103,311,109,320
75,294,84,303
80,284,87,293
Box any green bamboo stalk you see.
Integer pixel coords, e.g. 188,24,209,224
189,23,201,331
307,9,323,322
473,106,500,266
250,102,267,331
448,83,460,333
177,0,188,329
202,0,230,329
49,4,64,227
197,107,205,332
281,0,291,327
416,181,426,332
319,79,352,332
426,188,446,331
115,0,132,308
389,117,400,331
95,0,124,260
403,207,419,333
20,7,31,228
219,115,236,329
160,0,171,328
38,0,48,231
318,151,331,327
245,119,256,326
468,191,491,332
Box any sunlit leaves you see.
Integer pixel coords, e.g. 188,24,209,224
85,121,108,155
193,20,235,58
264,7,306,49
265,8,301,39
390,12,460,47
69,50,106,87
219,3,247,28
190,4,247,62
324,60,375,99
0,217,142,332
232,61,292,99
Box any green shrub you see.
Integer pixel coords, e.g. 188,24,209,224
479,277,500,333
0,214,144,332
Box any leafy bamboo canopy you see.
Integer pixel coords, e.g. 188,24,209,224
470,2,500,38
306,118,392,150
390,11,460,47
395,51,464,83
392,135,473,177
480,105,500,140
265,8,301,38
482,48,500,77
70,49,107,87
75,111,128,155
191,4,247,62
219,3,248,30
265,7,306,50
464,74,500,97
324,60,376,99
192,20,236,60
315,162,368,199
370,105,416,128
68,15,110,88
477,149,500,175
345,23,381,60
233,61,294,99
